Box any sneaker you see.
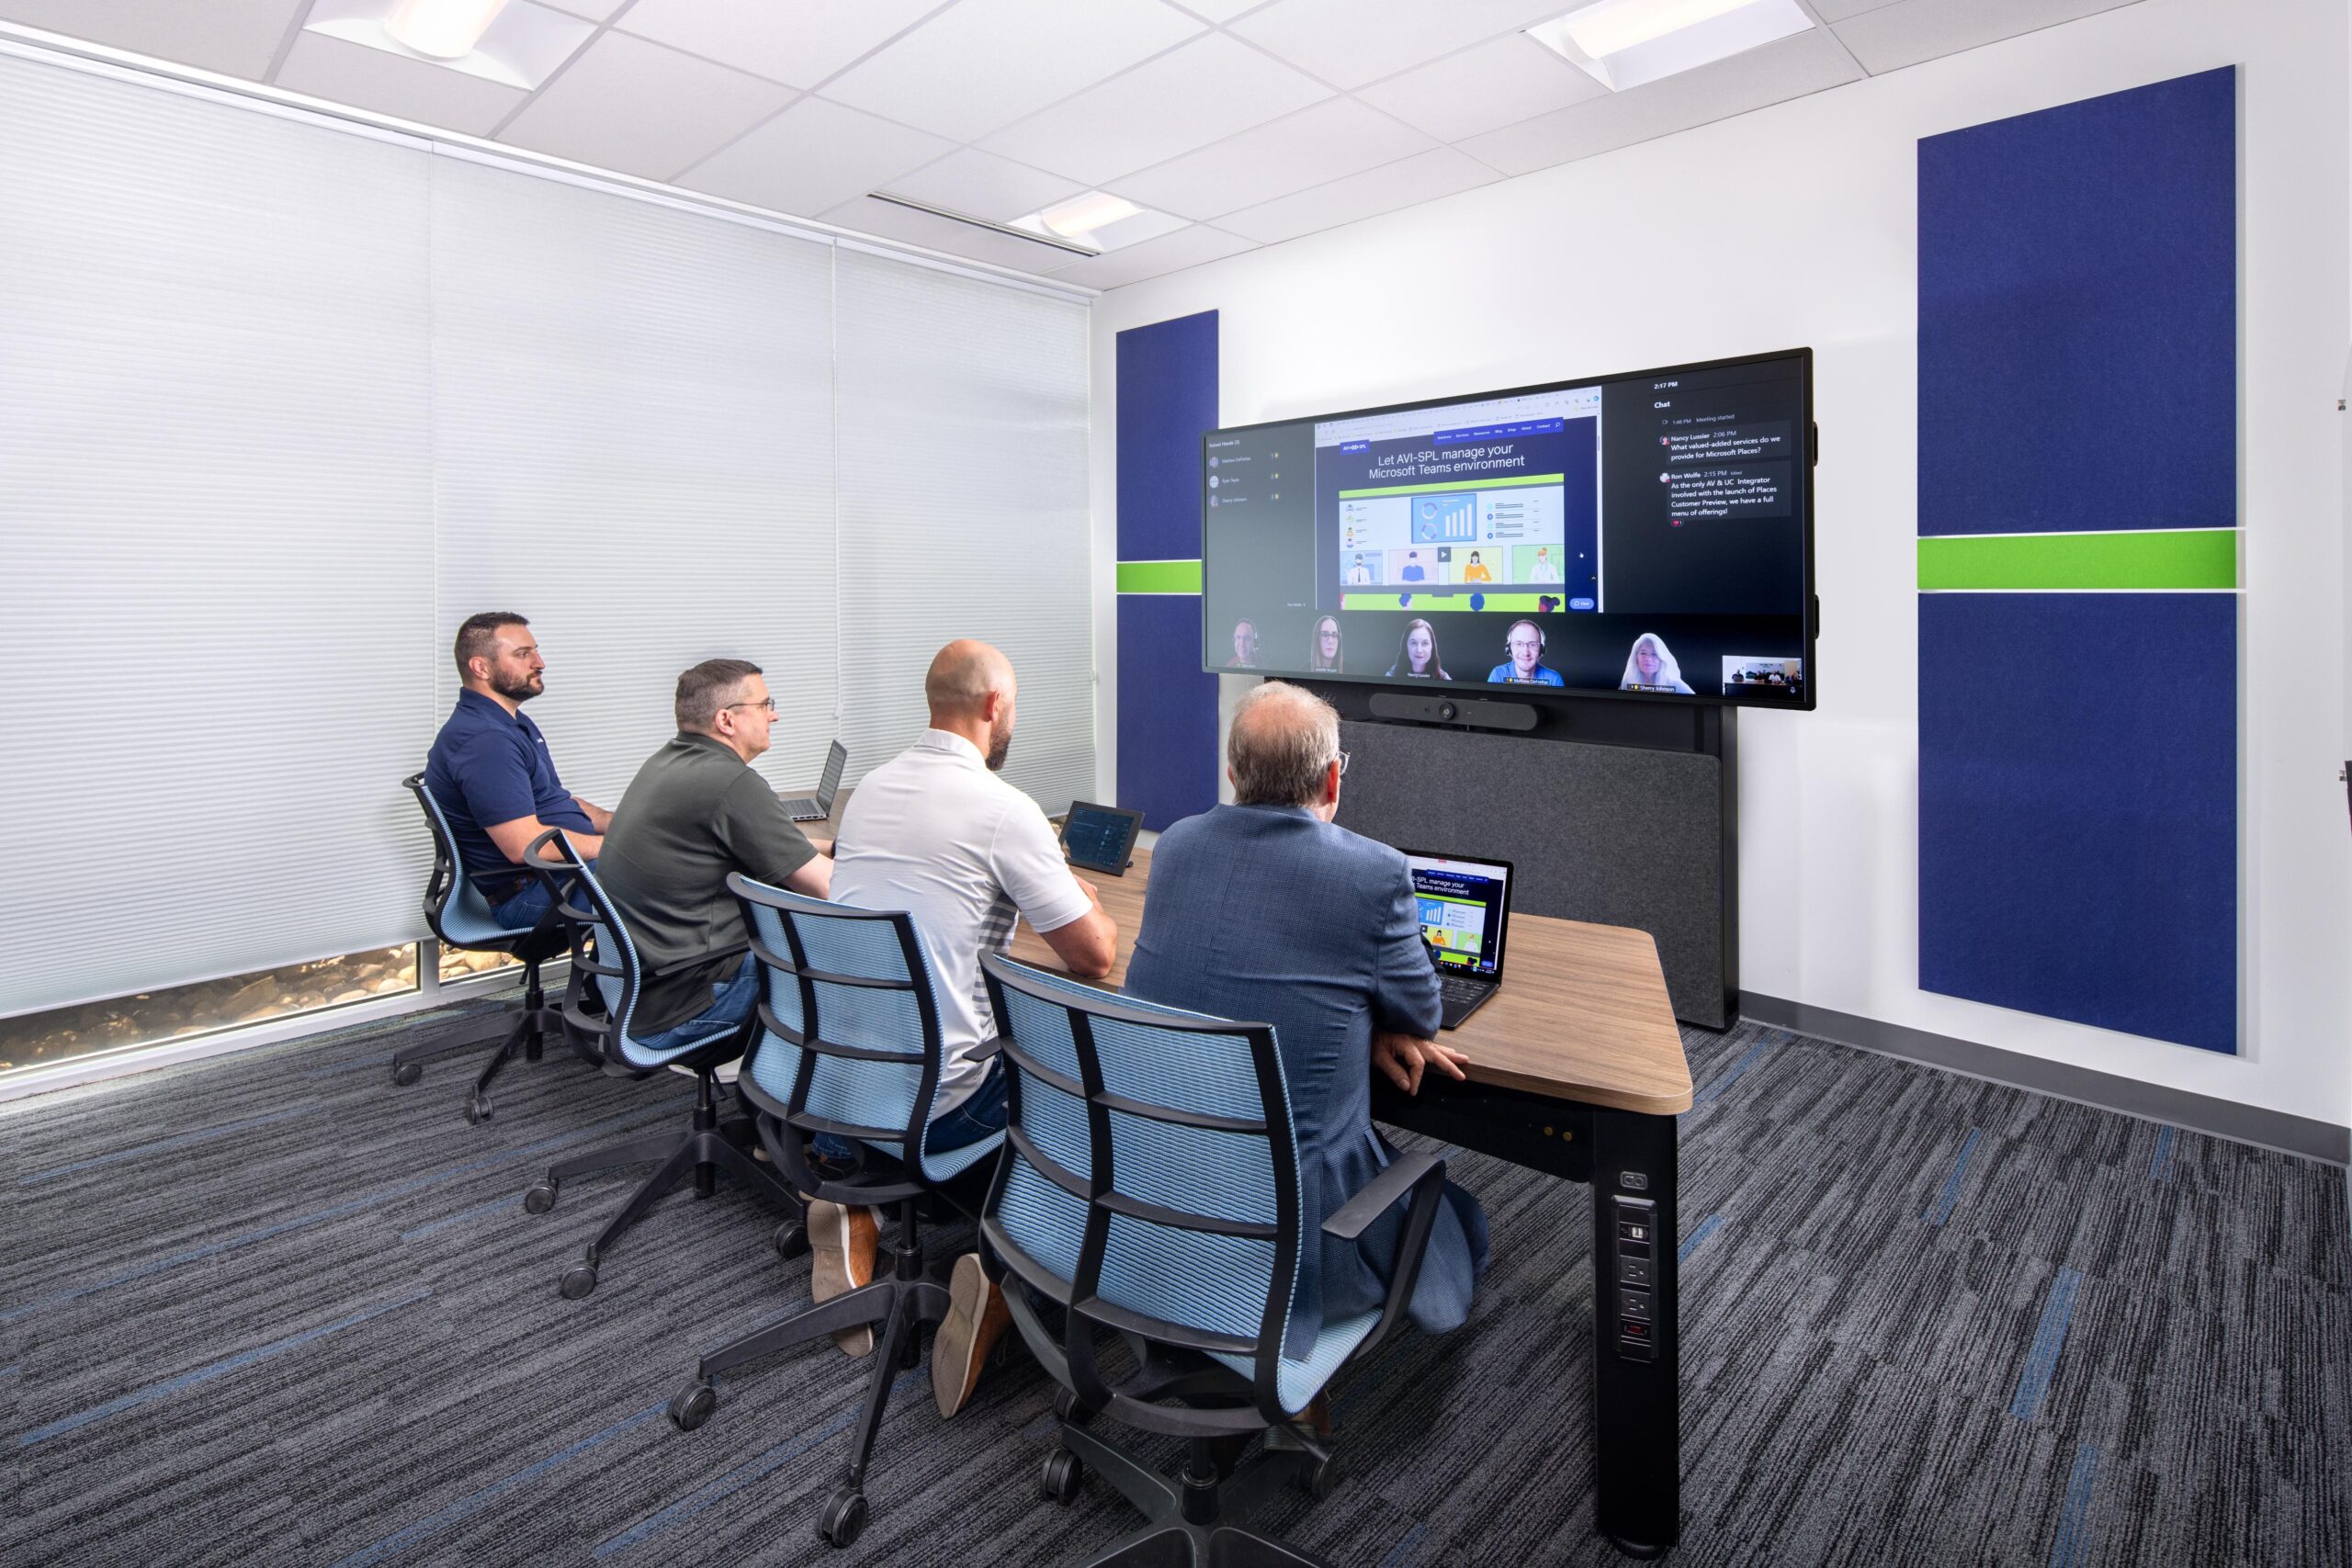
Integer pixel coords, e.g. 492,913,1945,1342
809,1200,880,1358
933,1252,1012,1418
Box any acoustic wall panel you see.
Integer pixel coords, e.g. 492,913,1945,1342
1916,70,2238,1053
1114,310,1220,829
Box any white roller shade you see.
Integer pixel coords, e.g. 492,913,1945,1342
0,57,436,1017
428,153,840,806
832,247,1093,811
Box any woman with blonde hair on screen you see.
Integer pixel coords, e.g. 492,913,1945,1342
1619,632,1693,694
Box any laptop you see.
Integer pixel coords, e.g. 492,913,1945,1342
778,739,847,823
1402,850,1515,1030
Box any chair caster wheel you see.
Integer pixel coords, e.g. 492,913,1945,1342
523,1180,558,1215
774,1221,809,1262
818,1484,867,1548
466,1094,492,1125
1041,1449,1084,1506
1051,1384,1092,1427
1299,1453,1340,1501
668,1381,717,1432
559,1262,598,1300
391,1061,423,1087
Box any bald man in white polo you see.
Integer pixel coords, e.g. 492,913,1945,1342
814,639,1116,1416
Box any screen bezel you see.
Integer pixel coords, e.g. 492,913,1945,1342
1059,799,1145,876
1400,848,1516,982
1200,346,1815,711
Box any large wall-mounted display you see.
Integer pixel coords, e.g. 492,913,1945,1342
1200,349,1815,707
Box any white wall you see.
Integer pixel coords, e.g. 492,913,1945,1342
1089,0,2351,1127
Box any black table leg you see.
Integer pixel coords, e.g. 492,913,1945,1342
1590,1107,1679,1558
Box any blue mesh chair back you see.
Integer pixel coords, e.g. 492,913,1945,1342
404,773,528,947
978,953,1312,1425
729,874,1000,1186
538,830,738,1073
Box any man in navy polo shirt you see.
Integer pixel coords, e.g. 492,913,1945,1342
424,611,611,931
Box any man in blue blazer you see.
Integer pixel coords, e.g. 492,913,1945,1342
1124,682,1489,1361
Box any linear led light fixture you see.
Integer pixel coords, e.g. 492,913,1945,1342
865,192,1104,257
1528,0,1814,92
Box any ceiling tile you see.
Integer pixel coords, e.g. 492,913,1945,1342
1353,32,1608,143
0,0,300,79
615,0,942,91
822,193,1089,273
496,30,797,181
821,0,1204,143
1043,222,1256,289
1228,0,1567,91
873,148,1086,223
1087,205,1193,250
1834,0,2142,75
679,95,953,217
1810,0,1901,19
1107,96,1433,220
981,31,1330,187
1216,145,1498,244
540,0,631,18
1170,0,1272,20
275,28,526,135
1458,27,1862,176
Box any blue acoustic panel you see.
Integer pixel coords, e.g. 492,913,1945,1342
1116,310,1219,830
1917,68,2235,536
1114,310,1217,562
1919,592,2236,1053
1117,594,1217,832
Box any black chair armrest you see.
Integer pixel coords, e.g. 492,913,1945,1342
969,1035,1004,1061
1325,1150,1449,1371
1322,1151,1442,1241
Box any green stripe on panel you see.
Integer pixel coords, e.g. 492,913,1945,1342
1117,558,1202,594
1339,592,1553,611
1336,474,1565,500
1917,529,2237,592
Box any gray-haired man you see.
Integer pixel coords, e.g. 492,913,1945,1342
1123,682,1489,1368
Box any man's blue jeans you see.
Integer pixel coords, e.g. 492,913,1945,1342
813,1055,1008,1163
490,871,571,933
631,953,758,1055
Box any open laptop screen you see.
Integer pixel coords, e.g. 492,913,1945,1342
816,739,847,806
1403,852,1512,979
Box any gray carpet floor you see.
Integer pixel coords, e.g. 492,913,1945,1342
1,990,2345,1567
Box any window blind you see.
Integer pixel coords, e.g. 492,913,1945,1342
0,55,437,1017
832,247,1094,812
428,153,840,807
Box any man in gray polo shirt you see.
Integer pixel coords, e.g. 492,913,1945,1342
594,660,833,1053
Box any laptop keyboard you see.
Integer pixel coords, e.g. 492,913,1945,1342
1438,974,1490,1005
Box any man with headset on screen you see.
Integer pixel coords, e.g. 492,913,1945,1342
1486,618,1566,686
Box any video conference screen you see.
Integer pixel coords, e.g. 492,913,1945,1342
1200,349,1815,707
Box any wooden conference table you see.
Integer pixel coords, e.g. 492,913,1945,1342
1004,841,1695,1559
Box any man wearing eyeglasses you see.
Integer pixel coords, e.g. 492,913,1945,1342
594,659,834,1056
1123,681,1488,1387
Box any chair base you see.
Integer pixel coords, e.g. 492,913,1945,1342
669,1201,956,1549
531,1074,802,1296
1053,1427,1335,1568
392,956,578,1123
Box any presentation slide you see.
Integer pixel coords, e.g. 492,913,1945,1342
1410,860,1507,976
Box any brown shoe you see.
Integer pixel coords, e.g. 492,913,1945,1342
932,1252,1011,1417
809,1201,880,1357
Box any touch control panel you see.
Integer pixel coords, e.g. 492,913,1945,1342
1611,1193,1657,1360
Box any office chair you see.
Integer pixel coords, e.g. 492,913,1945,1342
394,773,573,1124
978,952,1450,1568
665,874,1005,1551
519,829,805,1299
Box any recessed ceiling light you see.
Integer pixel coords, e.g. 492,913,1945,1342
385,0,509,59
1028,192,1145,242
301,0,594,91
1528,0,1814,92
